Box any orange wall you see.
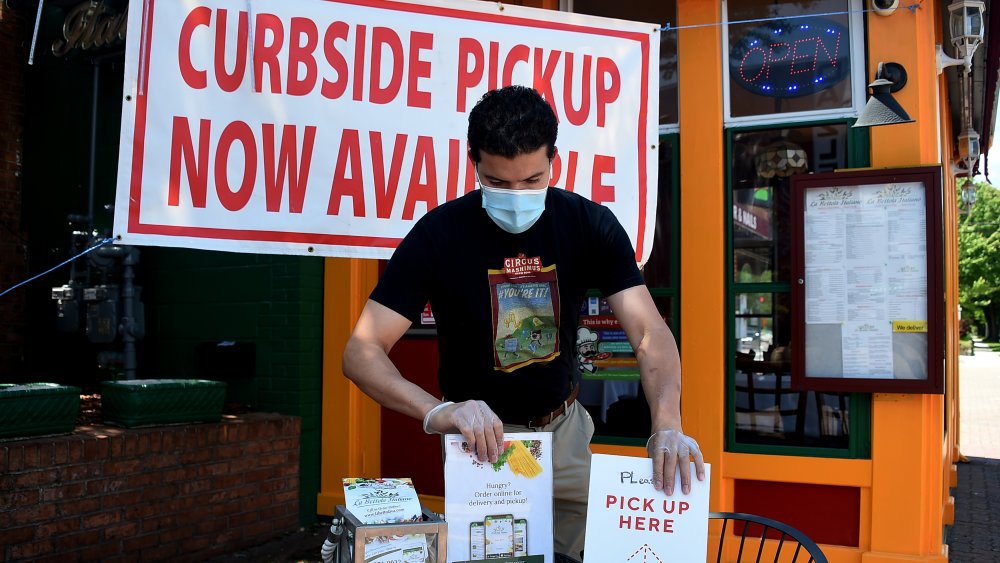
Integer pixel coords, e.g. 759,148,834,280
675,0,727,516
318,258,381,515
864,5,949,561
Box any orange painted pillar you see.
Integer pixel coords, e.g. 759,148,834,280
863,4,947,561
676,0,727,513
318,257,382,515
938,56,960,529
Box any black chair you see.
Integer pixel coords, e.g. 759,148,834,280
710,512,828,563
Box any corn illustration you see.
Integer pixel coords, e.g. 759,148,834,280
507,441,543,478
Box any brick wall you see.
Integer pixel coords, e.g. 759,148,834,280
0,2,28,376
0,413,301,562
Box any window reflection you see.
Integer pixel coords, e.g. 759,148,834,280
734,370,850,448
732,124,847,284
577,296,674,439
733,290,850,448
643,138,676,288
734,293,850,448
571,0,678,125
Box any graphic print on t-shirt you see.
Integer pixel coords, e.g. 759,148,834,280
489,255,560,372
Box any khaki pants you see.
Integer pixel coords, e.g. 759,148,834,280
504,401,594,560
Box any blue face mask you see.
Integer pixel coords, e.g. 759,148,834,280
480,185,548,233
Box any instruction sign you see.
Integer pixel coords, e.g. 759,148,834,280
583,454,710,562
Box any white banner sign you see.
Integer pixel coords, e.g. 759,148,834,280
584,454,710,562
113,0,659,262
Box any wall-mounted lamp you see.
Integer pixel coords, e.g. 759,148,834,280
937,0,986,74
958,127,981,164
950,127,982,177
950,129,980,176
853,62,914,128
960,181,977,214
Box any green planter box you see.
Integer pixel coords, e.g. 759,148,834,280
102,379,226,428
0,383,81,439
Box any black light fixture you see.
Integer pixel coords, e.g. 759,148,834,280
853,62,914,128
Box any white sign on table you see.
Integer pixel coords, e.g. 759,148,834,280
444,432,553,563
342,477,427,562
584,454,711,562
342,477,423,524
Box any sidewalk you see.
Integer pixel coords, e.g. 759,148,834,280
947,342,1000,560
205,521,328,562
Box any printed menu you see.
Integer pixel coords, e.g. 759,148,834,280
803,182,928,377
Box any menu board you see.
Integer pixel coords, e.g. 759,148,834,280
790,167,943,393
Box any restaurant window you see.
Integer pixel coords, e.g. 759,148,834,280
728,123,870,456
566,0,679,129
578,136,680,444
723,0,865,124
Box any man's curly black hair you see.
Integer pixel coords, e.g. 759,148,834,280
467,85,558,163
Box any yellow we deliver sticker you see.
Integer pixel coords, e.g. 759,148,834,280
892,320,928,333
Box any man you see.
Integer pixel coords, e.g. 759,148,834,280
343,85,704,559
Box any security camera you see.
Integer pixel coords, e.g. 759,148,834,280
871,0,899,15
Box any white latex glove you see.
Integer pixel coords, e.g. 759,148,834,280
646,429,706,495
425,400,505,463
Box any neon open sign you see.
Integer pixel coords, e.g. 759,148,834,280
729,17,850,98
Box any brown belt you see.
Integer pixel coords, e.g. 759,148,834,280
526,383,580,428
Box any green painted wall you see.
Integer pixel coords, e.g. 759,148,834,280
16,4,326,525
142,249,325,523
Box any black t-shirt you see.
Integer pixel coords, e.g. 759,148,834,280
370,187,644,423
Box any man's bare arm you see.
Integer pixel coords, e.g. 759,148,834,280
343,300,504,462
605,285,705,494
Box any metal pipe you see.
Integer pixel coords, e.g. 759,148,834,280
122,246,139,379
88,60,99,233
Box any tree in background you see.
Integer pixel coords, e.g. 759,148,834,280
958,178,1000,339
